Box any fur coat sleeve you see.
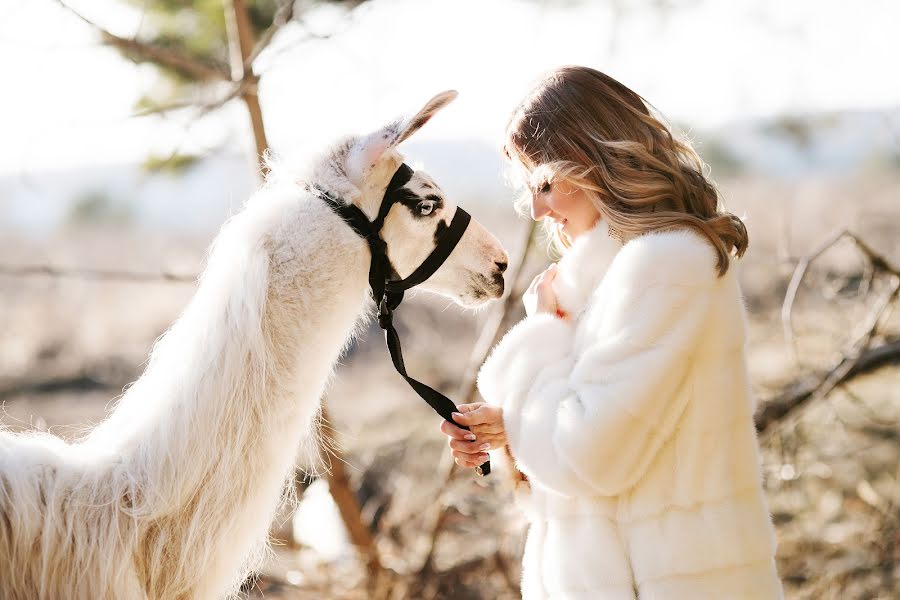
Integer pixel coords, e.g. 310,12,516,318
478,230,717,498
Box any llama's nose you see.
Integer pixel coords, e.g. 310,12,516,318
494,260,508,273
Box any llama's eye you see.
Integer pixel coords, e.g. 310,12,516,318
417,200,436,216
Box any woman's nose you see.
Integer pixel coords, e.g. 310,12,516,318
531,195,551,221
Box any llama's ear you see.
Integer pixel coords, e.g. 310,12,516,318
394,90,458,146
354,90,458,163
351,128,400,174
346,90,457,184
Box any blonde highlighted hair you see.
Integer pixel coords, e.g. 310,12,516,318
505,65,747,276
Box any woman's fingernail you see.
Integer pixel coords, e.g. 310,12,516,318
452,412,462,419
479,443,491,451
465,433,477,441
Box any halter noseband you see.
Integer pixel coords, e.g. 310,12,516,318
315,163,490,476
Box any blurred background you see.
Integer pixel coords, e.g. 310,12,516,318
1,1,898,598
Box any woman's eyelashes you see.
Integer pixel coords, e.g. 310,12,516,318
530,179,551,195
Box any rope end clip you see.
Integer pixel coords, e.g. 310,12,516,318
377,294,393,330
475,462,491,477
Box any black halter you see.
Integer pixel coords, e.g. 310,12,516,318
316,163,490,476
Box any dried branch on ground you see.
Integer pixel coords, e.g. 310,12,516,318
760,229,900,434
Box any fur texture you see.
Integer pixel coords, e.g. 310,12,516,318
0,92,508,600
478,221,783,600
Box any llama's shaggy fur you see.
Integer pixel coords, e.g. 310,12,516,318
0,92,507,599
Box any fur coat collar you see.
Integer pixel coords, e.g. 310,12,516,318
552,220,623,317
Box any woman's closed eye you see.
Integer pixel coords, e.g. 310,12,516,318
531,179,551,195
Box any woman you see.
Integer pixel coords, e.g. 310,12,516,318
440,66,783,599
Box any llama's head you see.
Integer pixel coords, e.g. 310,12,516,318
335,91,509,308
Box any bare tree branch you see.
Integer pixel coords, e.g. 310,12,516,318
756,336,900,435
0,263,196,283
762,228,900,434
244,0,295,69
245,2,346,72
104,36,231,82
52,0,231,82
225,0,270,175
132,80,253,118
782,229,899,348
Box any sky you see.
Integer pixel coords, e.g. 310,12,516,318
1,0,898,175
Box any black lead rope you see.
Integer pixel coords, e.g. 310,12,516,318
316,163,490,476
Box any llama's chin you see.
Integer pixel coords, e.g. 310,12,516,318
455,273,505,308
459,294,498,309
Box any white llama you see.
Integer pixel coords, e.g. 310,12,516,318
0,91,508,600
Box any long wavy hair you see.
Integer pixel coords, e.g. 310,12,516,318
505,65,747,276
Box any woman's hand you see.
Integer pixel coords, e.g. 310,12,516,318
524,263,568,318
439,403,507,468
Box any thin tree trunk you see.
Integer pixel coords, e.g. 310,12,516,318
225,0,270,175
319,405,383,577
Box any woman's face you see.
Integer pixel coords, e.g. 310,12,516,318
529,177,602,242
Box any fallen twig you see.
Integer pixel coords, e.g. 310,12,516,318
0,371,121,402
0,264,197,283
756,337,900,435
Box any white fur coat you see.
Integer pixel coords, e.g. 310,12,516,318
478,222,783,600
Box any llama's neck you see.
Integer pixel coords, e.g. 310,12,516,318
83,185,371,597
